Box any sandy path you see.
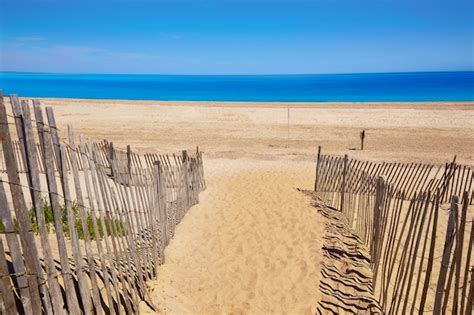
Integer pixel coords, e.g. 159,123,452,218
141,158,322,314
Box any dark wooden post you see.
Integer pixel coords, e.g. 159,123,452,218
154,160,168,256
453,191,469,314
314,146,321,191
0,91,43,312
372,176,385,274
21,102,67,314
433,195,458,314
419,190,441,313
127,144,132,179
182,150,190,206
360,130,366,150
45,107,62,174
108,141,114,177
341,154,348,213
0,239,17,313
467,266,474,315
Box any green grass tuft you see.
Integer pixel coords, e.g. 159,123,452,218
0,199,126,240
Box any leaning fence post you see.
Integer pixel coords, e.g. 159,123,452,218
0,91,43,312
341,154,348,213
182,150,190,207
433,195,458,314
467,266,474,315
372,176,385,278
108,141,114,177
127,144,132,179
155,161,169,252
0,238,17,313
314,145,321,191
453,191,469,314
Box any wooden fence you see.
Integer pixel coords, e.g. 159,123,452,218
0,92,206,314
314,146,473,314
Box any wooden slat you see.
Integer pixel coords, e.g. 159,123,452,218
9,95,28,175
0,179,33,315
101,176,136,314
80,136,117,315
453,191,469,314
0,92,44,313
460,214,473,314
67,125,103,314
22,100,65,314
59,143,94,314
0,238,17,314
36,103,80,312
433,196,458,314
45,107,62,174
87,141,126,314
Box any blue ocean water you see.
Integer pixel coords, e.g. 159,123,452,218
0,71,473,102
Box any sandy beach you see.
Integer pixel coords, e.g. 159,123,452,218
11,98,474,313
36,98,474,165
2,1,472,313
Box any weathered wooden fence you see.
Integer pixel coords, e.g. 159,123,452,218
314,146,473,314
0,92,206,314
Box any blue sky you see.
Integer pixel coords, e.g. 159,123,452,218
0,0,473,74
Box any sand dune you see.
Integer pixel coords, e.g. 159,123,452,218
140,158,322,314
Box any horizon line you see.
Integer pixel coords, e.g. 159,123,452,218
1,70,473,77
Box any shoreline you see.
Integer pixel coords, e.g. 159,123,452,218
21,97,474,110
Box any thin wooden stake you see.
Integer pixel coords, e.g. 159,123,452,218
0,91,44,313
433,195,458,314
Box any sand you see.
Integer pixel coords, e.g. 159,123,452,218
36,99,474,165
140,159,321,314
18,98,474,313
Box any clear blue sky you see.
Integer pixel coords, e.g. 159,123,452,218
0,0,473,75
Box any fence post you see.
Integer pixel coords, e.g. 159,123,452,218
314,145,321,191
467,266,474,315
0,91,43,313
108,141,114,177
9,95,29,176
0,239,17,313
453,191,469,314
182,150,190,207
433,195,458,314
189,158,198,205
155,161,169,251
340,154,348,212
127,144,132,179
360,130,365,150
45,107,62,174
372,176,385,279
20,101,66,314
196,146,206,190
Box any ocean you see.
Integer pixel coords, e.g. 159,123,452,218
0,71,473,102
